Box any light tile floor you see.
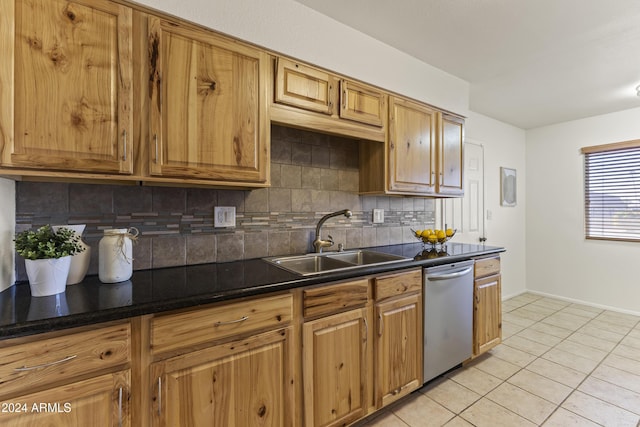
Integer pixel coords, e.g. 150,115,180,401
355,292,640,427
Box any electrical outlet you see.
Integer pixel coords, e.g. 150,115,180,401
373,208,384,224
214,206,236,227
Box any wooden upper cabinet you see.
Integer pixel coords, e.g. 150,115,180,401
339,80,386,127
148,17,269,184
275,58,336,115
438,113,464,196
388,97,437,194
1,0,133,174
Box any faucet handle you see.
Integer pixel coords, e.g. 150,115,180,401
327,234,334,244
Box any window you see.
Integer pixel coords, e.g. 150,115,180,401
582,140,640,241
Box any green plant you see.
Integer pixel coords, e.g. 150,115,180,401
14,225,85,260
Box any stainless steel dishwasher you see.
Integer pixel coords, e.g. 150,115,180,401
423,259,474,383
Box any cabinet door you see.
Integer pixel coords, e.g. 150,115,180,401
152,328,292,427
473,274,502,356
275,58,337,115
302,308,369,427
148,18,268,183
0,370,130,427
388,97,436,194
339,80,386,127
438,113,464,196
1,0,133,174
375,294,422,408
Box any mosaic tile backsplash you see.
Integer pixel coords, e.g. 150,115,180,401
15,125,435,280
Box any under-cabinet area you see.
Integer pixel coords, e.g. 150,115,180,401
0,254,503,427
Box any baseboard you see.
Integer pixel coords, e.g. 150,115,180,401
524,290,640,317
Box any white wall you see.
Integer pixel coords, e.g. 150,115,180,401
466,112,527,299
526,107,640,314
0,178,15,291
136,0,469,115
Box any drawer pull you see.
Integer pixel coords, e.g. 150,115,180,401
214,316,248,327
14,354,77,372
118,387,123,427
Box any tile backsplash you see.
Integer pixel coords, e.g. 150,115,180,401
15,125,435,280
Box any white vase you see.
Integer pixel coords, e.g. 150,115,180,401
99,228,138,283
25,257,71,297
52,224,91,285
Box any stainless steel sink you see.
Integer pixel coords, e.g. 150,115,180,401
263,250,410,276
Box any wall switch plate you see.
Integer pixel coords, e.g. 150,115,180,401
214,206,236,227
373,208,384,224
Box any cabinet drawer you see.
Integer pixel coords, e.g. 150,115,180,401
374,269,422,301
0,323,130,399
151,293,292,355
475,256,501,278
275,57,337,114
303,279,369,318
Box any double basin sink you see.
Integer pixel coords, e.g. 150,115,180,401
263,250,411,276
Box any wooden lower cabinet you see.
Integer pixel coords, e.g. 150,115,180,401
0,370,130,427
472,256,502,357
150,327,292,427
302,307,369,427
375,293,422,408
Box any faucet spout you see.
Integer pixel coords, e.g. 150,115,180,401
313,209,352,253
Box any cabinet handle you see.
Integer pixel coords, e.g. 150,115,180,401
214,316,248,327
14,354,77,371
118,386,123,427
122,130,127,161
153,134,158,163
157,377,162,417
363,316,368,350
378,313,383,336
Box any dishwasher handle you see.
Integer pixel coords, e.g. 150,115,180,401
427,266,473,281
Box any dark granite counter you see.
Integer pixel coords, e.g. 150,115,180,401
0,242,504,339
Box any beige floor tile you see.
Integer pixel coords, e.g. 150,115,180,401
516,328,564,347
561,390,640,426
566,331,618,352
507,369,573,405
590,364,640,394
511,307,549,321
629,328,640,339
602,353,640,376
578,323,625,343
469,353,521,380
596,311,640,328
541,312,590,331
503,300,524,313
578,376,640,415
503,312,538,328
447,366,503,395
443,416,474,426
611,343,640,361
554,339,609,362
520,303,558,316
503,335,551,356
620,334,640,350
559,306,600,319
489,343,538,367
420,375,481,414
587,318,633,335
528,322,573,339
358,411,409,427
527,358,587,388
509,293,542,305
542,407,600,426
393,393,455,427
486,382,558,425
541,348,600,374
460,397,537,427
568,303,604,314
502,321,525,339
533,297,570,310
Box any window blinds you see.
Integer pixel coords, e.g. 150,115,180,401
582,140,640,241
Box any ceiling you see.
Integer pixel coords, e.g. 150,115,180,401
293,0,640,129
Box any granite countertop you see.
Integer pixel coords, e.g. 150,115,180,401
0,242,504,339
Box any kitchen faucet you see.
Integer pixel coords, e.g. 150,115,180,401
313,209,353,253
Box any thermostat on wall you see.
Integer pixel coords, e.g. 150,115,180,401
214,206,236,228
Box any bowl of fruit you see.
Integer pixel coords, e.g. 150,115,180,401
411,227,456,248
